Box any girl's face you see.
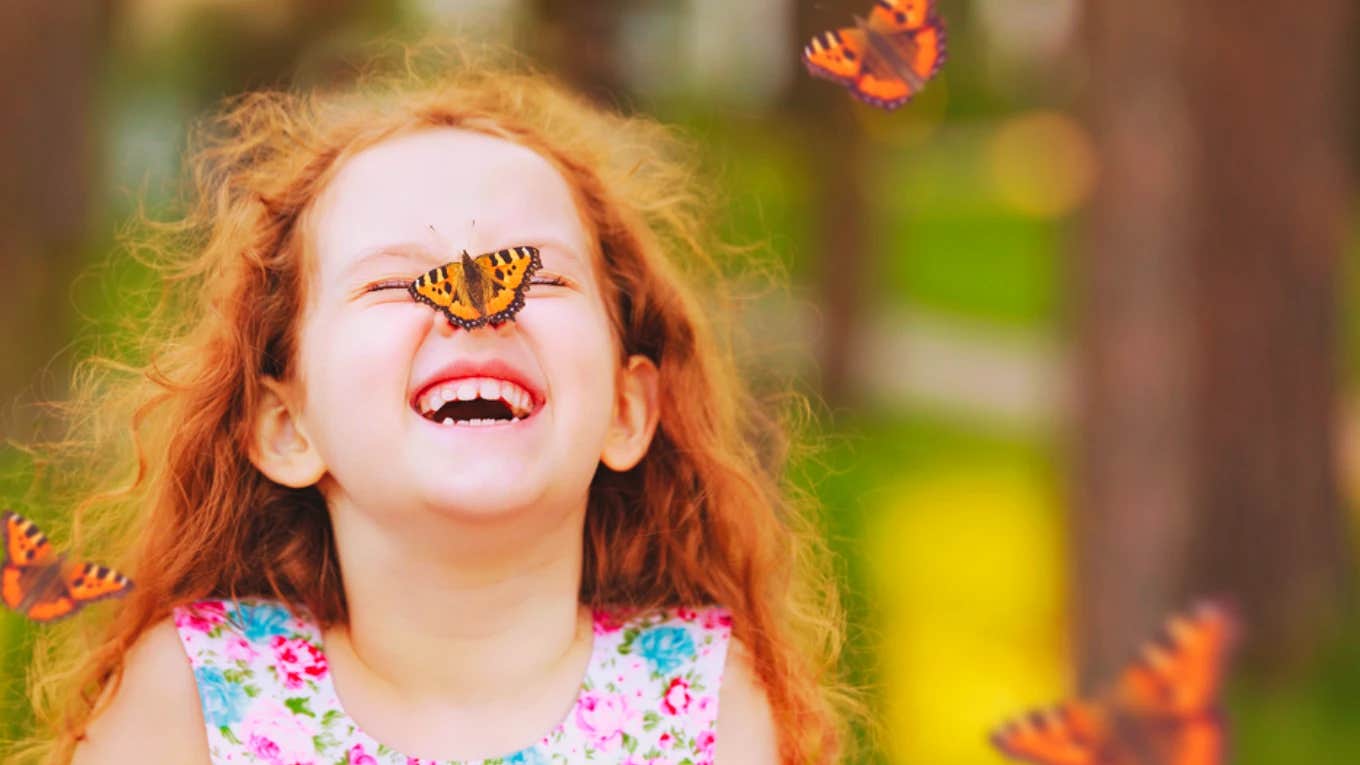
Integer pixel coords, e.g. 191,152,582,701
261,128,656,523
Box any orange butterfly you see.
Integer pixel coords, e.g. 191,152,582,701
408,246,542,330
802,0,947,110
1,510,133,622
991,602,1238,765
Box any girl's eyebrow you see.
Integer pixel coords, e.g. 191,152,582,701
340,242,443,278
339,237,586,279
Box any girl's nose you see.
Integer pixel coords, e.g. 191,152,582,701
433,311,456,338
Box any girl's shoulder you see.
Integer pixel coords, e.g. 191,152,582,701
72,618,212,764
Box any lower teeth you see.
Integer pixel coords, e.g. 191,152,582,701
438,417,516,426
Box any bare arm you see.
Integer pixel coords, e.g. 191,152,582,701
70,619,212,765
714,638,780,764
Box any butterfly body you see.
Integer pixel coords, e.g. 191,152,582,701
408,246,542,330
991,602,1236,765
1,510,132,622
803,0,947,110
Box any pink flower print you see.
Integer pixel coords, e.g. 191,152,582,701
574,691,634,750
696,729,716,756
658,731,674,749
225,635,258,663
348,744,378,765
701,608,732,631
175,601,227,634
675,607,698,621
271,635,328,689
695,695,719,725
593,608,626,635
241,698,316,764
661,677,691,715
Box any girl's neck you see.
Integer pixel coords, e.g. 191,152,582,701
323,496,591,704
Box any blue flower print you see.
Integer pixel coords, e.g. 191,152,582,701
638,625,696,674
504,747,549,765
193,666,248,728
234,602,292,642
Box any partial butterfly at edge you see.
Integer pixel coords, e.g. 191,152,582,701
990,601,1239,765
1,509,133,623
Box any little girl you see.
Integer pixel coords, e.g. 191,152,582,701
17,43,851,765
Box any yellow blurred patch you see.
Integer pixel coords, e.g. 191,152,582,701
987,110,1097,219
866,464,1068,764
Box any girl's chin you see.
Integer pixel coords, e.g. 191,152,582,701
409,473,545,514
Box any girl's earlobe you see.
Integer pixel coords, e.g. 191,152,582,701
600,355,661,472
249,378,327,488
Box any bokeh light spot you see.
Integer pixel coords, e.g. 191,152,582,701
987,110,1097,219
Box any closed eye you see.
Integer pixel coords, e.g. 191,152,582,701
530,274,569,287
362,279,411,293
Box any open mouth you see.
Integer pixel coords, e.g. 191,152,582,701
414,377,536,426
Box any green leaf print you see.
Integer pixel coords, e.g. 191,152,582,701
618,626,640,655
285,696,315,717
642,710,661,730
314,730,341,752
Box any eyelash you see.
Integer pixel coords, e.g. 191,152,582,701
362,274,570,293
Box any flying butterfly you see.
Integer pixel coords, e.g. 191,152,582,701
802,0,947,110
990,601,1238,765
1,510,132,622
408,246,543,330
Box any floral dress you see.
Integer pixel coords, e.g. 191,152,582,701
173,598,732,765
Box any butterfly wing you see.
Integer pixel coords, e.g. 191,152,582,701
11,561,133,623
868,0,937,31
471,246,542,326
1116,602,1236,717
1165,716,1226,765
410,264,456,310
803,27,868,86
1109,602,1236,765
994,603,1236,765
991,700,1119,765
2,510,59,613
856,18,946,108
21,582,76,622
3,510,59,569
409,261,487,330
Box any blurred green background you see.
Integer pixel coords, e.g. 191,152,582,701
2,1,1357,762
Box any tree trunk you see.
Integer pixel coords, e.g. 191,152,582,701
1180,0,1355,668
1075,0,1354,684
528,0,627,106
0,0,108,440
791,1,869,411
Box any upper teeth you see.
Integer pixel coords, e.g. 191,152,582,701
417,377,534,420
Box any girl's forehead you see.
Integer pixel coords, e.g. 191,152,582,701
307,128,593,280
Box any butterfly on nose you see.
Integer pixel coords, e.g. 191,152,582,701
408,246,543,330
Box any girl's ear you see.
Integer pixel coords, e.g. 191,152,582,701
250,377,327,488
600,354,661,472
